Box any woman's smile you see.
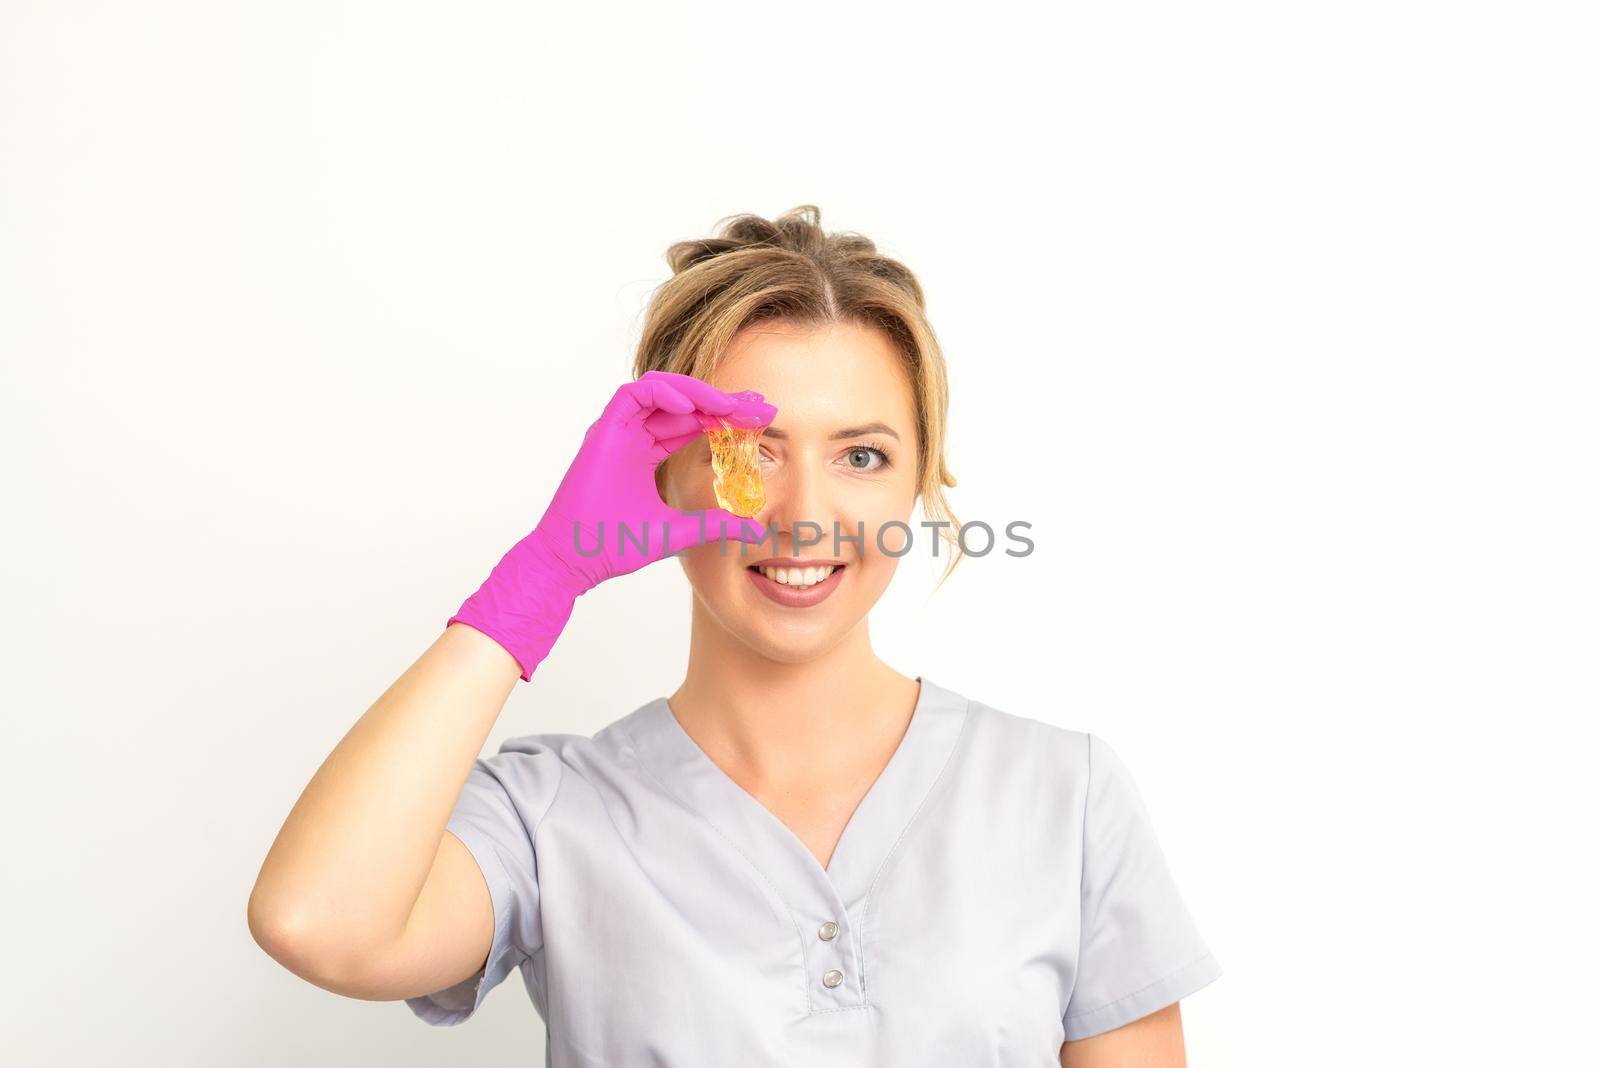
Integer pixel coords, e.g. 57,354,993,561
744,557,848,606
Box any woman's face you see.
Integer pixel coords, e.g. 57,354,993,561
660,320,921,663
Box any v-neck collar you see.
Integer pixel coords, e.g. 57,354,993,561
621,675,970,919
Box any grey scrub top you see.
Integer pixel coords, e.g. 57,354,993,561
406,676,1221,1065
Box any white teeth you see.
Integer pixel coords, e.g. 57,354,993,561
758,565,837,588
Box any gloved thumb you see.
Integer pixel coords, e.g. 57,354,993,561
662,507,773,556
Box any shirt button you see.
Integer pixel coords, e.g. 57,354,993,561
822,969,844,989
818,921,839,941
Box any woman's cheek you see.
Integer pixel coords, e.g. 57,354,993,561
848,485,919,560
866,514,913,558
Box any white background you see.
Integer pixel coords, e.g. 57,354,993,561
3,2,1596,1065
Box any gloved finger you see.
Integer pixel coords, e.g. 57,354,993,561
638,370,741,417
649,429,706,459
601,376,696,424
641,407,704,444
660,507,773,553
691,397,779,434
723,391,778,430
635,371,778,430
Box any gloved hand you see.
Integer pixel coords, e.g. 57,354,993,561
448,370,778,680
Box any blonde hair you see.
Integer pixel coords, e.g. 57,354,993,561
632,205,963,587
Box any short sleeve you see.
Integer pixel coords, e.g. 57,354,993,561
405,736,565,1026
1063,733,1222,1041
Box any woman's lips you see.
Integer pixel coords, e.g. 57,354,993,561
745,563,846,606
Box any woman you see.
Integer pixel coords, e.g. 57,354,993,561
248,206,1221,1067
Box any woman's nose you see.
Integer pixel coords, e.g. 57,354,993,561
756,458,834,551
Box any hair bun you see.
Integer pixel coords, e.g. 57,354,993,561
666,205,858,274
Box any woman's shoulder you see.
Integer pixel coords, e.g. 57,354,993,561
952,685,1092,760
480,691,674,785
484,689,663,754
930,681,1097,797
955,690,1167,819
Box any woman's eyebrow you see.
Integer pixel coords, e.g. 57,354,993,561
760,421,901,442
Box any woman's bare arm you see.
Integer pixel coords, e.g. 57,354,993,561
246,375,773,1002
246,621,521,998
1060,1002,1187,1068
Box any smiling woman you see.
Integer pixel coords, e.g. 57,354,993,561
656,315,933,660
247,206,1220,1068
643,207,965,587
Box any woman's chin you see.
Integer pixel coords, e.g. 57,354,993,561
718,602,859,663
743,629,848,665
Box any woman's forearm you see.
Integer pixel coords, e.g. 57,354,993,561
246,374,773,988
246,622,520,976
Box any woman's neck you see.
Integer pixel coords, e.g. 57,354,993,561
667,601,919,791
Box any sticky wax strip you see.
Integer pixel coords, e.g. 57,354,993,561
696,410,767,518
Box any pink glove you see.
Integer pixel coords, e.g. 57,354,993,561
448,370,777,680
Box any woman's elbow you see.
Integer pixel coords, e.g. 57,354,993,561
247,890,372,994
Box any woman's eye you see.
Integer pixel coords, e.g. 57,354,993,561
842,446,889,472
